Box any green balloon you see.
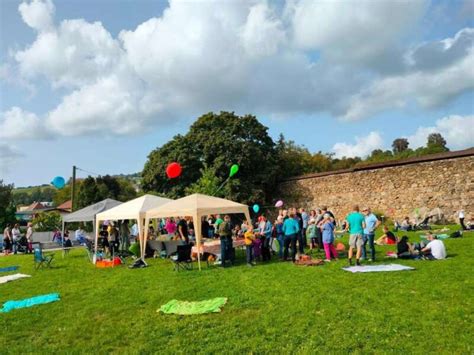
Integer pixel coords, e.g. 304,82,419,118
229,164,239,177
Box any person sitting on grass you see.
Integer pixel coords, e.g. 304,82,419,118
400,217,412,231
376,226,398,245
421,234,447,260
397,236,416,259
321,213,338,262
244,223,255,267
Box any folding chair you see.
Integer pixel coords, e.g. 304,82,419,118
34,247,54,269
171,244,193,271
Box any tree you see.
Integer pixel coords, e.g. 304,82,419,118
185,166,224,196
142,111,278,204
426,133,449,152
0,180,16,228
275,135,333,178
76,175,137,209
32,211,62,232
392,138,409,154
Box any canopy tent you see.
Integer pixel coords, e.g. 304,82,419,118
94,194,172,262
61,198,122,246
144,193,251,270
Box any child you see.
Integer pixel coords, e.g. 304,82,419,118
306,218,317,251
321,213,338,262
244,223,255,267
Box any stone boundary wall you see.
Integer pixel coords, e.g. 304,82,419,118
277,150,474,223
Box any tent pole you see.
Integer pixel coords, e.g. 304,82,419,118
194,213,202,271
142,217,149,261
94,219,99,264
61,221,65,248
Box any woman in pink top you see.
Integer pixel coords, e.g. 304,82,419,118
165,218,177,235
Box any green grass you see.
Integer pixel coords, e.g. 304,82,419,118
1,226,473,354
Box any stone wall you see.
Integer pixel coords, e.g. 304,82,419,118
277,151,474,223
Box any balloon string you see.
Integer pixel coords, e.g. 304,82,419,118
213,176,230,196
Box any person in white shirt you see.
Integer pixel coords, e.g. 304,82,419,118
26,222,34,254
75,227,87,245
421,235,447,260
12,223,21,254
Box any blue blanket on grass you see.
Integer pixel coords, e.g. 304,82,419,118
0,293,60,313
0,266,19,273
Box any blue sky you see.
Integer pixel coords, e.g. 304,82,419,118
0,0,473,187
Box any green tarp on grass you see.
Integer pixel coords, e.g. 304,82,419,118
159,297,227,315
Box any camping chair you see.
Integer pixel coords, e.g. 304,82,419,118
34,247,54,269
171,244,193,271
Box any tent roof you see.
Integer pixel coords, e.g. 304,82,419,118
63,198,122,223
96,194,172,221
145,193,249,218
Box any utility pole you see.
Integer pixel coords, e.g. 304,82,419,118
71,165,77,212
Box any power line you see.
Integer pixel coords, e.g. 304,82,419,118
75,166,101,177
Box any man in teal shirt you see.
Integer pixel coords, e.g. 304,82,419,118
345,205,366,266
282,211,300,262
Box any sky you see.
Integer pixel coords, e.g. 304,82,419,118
0,0,473,187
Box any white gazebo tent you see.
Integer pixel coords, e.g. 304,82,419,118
95,194,172,262
144,193,251,270
61,198,122,245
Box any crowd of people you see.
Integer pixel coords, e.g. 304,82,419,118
1,204,456,265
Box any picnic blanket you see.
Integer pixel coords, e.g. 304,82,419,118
294,258,325,266
0,266,19,273
159,297,227,315
0,293,60,313
343,264,415,273
0,273,31,284
420,234,449,240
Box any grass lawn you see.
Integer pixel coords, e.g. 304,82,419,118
1,226,473,354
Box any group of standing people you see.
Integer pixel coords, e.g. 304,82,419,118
98,220,137,255
2,223,34,255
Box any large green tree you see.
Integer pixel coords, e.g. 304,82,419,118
142,111,278,204
76,175,137,209
0,180,16,228
392,138,409,154
275,134,333,178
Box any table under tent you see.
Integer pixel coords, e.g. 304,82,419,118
94,194,172,262
144,193,251,270
61,198,123,247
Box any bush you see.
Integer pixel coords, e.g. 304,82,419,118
32,211,62,232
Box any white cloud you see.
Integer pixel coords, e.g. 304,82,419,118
0,144,24,176
18,0,55,32
2,0,473,141
15,19,122,88
407,115,474,149
342,36,474,120
332,131,383,158
0,107,51,139
289,0,427,64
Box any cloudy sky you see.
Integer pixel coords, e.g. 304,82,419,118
1,0,473,187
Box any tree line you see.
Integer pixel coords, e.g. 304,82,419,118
141,112,451,206
1,111,453,226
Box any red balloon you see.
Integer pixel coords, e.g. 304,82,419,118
166,162,182,179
